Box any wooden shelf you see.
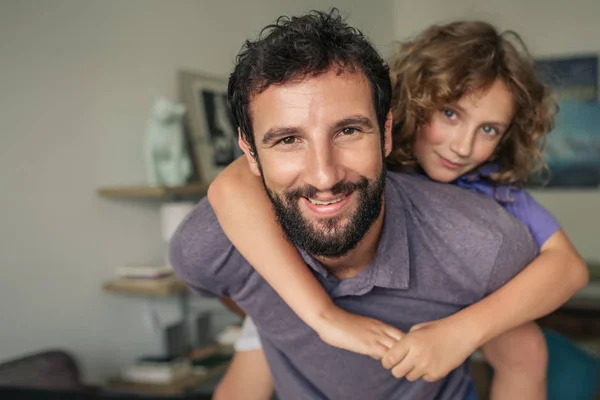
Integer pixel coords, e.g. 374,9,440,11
97,184,207,199
103,276,188,297
107,364,229,396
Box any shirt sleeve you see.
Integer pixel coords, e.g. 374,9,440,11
169,197,252,299
485,207,539,294
503,189,561,249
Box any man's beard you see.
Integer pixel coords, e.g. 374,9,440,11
263,170,386,258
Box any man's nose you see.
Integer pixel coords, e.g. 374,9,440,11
304,142,342,192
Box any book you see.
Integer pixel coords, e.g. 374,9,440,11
121,357,192,384
116,265,173,279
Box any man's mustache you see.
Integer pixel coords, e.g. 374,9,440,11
283,177,369,202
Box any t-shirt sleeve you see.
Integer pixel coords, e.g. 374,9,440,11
485,206,539,295
503,189,561,248
169,197,252,299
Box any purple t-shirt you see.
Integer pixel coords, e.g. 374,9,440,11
454,164,560,248
170,172,538,400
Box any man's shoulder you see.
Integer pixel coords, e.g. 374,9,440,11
170,198,222,270
169,198,252,298
386,171,508,220
387,171,533,244
385,171,537,294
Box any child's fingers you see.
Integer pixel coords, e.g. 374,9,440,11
390,357,415,380
383,325,404,341
405,366,425,382
369,342,389,360
381,341,409,369
422,374,439,383
377,335,396,350
409,321,432,332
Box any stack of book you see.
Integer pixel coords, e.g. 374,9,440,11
121,356,192,384
116,265,174,279
104,265,187,295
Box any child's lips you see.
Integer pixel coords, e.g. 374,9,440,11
437,154,465,170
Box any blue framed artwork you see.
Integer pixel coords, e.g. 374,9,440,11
534,55,598,101
528,55,599,187
529,100,600,188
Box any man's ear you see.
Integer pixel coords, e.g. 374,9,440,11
238,128,261,176
384,111,393,157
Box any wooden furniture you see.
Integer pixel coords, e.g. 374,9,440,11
97,184,212,395
97,184,207,200
107,363,229,397
103,276,188,297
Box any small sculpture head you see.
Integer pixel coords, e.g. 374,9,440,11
151,97,186,123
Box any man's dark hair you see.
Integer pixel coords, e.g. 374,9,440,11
228,8,391,156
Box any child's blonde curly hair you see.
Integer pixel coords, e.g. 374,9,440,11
386,21,557,186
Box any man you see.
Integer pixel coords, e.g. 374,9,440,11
170,9,537,399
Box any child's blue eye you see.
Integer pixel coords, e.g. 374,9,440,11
481,125,497,135
443,108,456,119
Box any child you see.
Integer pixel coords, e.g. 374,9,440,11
208,21,589,400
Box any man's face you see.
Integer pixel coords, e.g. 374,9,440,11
240,69,392,258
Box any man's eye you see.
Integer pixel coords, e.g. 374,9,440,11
280,136,297,145
341,127,357,135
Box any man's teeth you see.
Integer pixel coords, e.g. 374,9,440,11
308,197,344,205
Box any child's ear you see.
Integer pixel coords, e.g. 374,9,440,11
238,128,261,176
384,111,393,157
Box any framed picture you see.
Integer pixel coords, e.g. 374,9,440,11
528,55,600,188
178,71,241,184
534,55,598,101
529,100,600,188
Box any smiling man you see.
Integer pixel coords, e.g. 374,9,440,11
170,9,537,399
244,68,388,270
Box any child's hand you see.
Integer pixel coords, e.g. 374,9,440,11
381,317,479,381
315,307,404,360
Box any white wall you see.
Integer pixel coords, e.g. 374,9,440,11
392,0,600,261
0,0,393,384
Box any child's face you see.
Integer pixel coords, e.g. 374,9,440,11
414,79,515,182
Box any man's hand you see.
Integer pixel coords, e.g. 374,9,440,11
381,317,479,382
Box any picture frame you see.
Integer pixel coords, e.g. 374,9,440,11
527,54,600,188
534,54,598,101
528,99,600,188
178,71,241,184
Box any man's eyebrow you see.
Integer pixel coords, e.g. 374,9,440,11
332,116,375,131
261,127,301,145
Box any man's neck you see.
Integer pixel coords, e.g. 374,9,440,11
315,203,385,281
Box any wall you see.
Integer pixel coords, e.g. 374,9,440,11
392,0,600,261
0,0,393,383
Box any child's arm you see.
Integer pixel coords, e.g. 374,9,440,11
207,157,403,359
382,206,588,380
447,229,588,346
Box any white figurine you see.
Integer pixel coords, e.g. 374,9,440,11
144,98,192,187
